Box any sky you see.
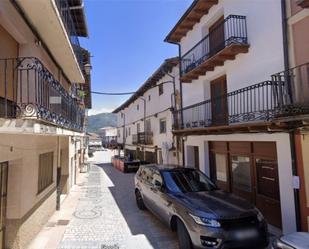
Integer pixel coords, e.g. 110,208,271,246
79,0,192,115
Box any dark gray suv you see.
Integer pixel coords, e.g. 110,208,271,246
134,165,269,249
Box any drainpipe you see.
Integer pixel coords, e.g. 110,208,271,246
56,136,61,210
176,43,185,167
281,0,301,231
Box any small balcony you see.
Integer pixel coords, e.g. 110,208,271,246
297,0,309,8
138,132,153,145
0,57,85,132
132,132,153,145
174,63,309,133
181,15,249,83
55,0,84,70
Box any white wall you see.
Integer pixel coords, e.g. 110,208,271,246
0,134,58,219
184,132,296,234
180,0,285,108
116,65,180,150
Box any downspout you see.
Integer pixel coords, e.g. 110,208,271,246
56,136,61,210
173,42,185,167
281,0,301,231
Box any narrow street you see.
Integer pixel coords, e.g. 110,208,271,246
58,150,178,249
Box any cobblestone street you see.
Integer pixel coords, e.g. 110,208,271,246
58,150,178,249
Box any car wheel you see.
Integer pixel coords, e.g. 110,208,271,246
135,190,146,210
177,218,193,249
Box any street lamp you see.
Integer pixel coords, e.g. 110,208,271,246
84,63,92,75
120,112,126,149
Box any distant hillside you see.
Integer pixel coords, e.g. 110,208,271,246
87,113,117,133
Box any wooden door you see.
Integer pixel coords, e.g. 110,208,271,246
0,162,8,249
211,76,228,126
209,16,225,56
210,141,282,229
254,142,282,228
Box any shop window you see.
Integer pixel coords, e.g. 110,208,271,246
231,156,251,192
214,153,228,182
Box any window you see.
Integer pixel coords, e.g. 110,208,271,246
214,154,228,182
159,118,166,133
158,84,164,95
162,169,216,193
148,95,151,101
38,152,54,193
137,123,140,133
145,119,151,132
137,104,139,110
128,127,131,136
231,155,251,192
117,129,120,138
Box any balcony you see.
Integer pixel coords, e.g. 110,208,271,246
297,0,309,8
14,0,85,82
181,15,249,83
174,63,309,134
138,132,153,145
0,57,85,132
55,0,84,70
132,132,153,145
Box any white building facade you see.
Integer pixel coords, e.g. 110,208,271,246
114,58,182,165
165,0,308,234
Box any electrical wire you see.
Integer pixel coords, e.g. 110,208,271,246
91,91,136,95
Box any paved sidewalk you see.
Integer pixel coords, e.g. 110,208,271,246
27,174,87,249
58,151,178,249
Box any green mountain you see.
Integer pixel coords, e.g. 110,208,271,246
87,112,117,133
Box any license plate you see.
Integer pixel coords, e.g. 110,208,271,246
234,229,258,240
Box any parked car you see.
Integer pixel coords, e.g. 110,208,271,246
272,232,309,249
134,165,269,249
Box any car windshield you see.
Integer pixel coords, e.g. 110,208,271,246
162,169,217,193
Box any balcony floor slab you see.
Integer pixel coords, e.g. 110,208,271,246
181,43,250,83
0,118,84,137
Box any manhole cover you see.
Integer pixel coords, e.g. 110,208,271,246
46,222,56,227
101,245,119,249
57,219,70,226
73,209,102,219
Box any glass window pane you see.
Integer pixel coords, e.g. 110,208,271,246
231,156,251,192
215,154,227,182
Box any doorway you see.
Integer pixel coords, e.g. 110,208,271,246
0,162,8,249
210,141,282,228
209,16,225,56
211,76,228,126
187,146,200,170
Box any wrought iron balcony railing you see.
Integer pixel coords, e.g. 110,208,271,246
138,132,153,145
0,57,85,132
55,0,84,70
181,15,248,76
174,62,309,130
131,132,153,145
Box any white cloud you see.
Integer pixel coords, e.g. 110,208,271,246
88,107,114,116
